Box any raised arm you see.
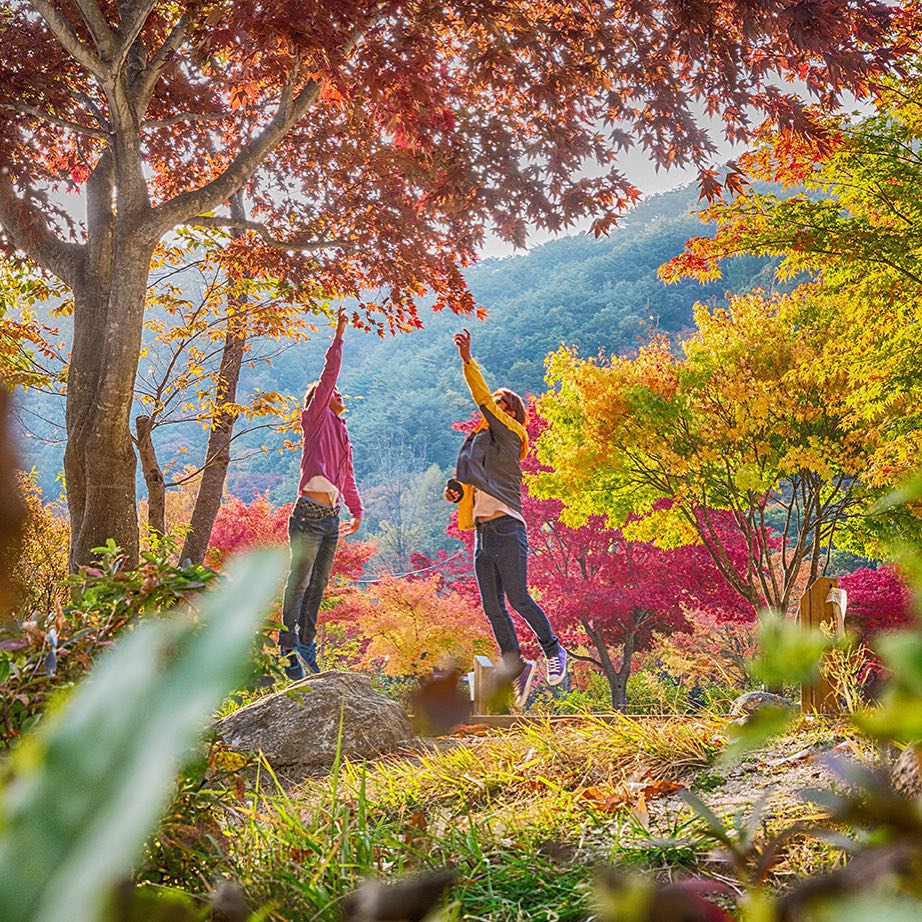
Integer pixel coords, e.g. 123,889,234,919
453,329,528,451
305,308,347,418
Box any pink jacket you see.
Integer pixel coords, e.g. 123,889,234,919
298,336,364,518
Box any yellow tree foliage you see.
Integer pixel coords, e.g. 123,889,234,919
534,288,922,613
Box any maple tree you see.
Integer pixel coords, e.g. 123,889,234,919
0,0,910,568
652,609,758,689
533,288,920,614
658,68,922,560
521,419,750,708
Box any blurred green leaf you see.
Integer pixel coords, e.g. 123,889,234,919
869,471,922,515
720,706,796,765
748,611,830,686
877,631,922,697
829,895,922,922
853,692,922,742
0,549,284,922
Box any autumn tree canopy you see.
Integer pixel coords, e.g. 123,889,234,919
0,0,912,568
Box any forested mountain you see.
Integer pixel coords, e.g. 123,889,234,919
18,180,779,558
239,182,776,496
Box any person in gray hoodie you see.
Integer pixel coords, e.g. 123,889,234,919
445,328,567,706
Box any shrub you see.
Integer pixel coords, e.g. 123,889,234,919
10,472,69,618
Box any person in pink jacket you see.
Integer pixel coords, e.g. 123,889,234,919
280,307,363,679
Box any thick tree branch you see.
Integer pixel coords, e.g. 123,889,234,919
28,0,105,76
0,183,84,283
150,78,320,233
0,102,110,139
137,11,192,104
186,214,351,252
143,110,229,129
74,0,116,56
113,0,157,68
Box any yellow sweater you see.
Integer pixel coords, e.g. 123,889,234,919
456,359,529,530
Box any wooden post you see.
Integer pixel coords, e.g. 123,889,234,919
799,576,843,715
473,655,496,716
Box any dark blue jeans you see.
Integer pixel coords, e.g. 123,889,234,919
474,516,559,661
280,498,339,669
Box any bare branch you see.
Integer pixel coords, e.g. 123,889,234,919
27,0,105,76
0,182,84,283
185,214,351,252
0,102,110,139
137,11,192,104
143,110,229,129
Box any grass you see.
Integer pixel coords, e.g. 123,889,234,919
140,713,867,920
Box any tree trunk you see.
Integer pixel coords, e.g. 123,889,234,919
65,233,156,570
135,415,165,537
180,192,249,565
582,617,635,712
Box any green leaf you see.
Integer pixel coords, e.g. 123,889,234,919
0,549,284,922
748,611,830,686
868,470,922,515
876,631,922,697
853,692,922,742
720,706,796,765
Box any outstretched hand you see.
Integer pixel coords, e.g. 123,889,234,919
453,328,472,362
335,306,348,339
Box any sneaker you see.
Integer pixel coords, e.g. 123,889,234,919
281,648,304,681
295,639,321,674
513,660,537,708
546,646,568,687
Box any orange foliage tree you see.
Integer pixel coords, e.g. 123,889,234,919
328,574,492,677
10,473,69,617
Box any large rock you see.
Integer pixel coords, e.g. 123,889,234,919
730,690,800,716
891,744,922,798
215,671,415,773
729,691,799,724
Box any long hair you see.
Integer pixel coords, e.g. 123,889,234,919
304,380,320,407
493,388,525,424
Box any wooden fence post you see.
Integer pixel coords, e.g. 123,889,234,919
799,576,845,715
473,655,496,716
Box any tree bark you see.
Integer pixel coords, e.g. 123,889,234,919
582,617,635,712
65,231,156,569
180,192,249,564
135,415,165,537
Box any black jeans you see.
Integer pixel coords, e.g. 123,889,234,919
474,515,559,661
280,498,339,662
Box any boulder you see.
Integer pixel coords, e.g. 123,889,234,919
891,745,922,799
729,691,799,722
215,671,415,773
